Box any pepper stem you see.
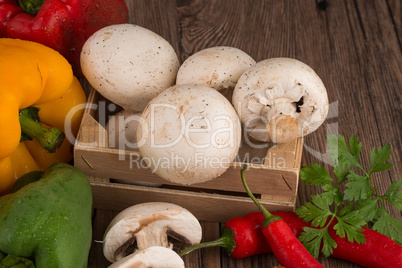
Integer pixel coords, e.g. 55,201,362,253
19,106,65,153
240,164,282,227
179,227,236,257
18,0,45,14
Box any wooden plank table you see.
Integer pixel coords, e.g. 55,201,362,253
87,0,401,267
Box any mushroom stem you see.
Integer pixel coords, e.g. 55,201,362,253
262,100,299,143
135,225,170,251
266,114,298,144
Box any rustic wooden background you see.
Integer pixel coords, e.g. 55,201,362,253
88,0,401,267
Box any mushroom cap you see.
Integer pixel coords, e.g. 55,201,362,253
176,46,256,91
106,110,163,187
108,246,184,268
106,110,142,150
81,24,180,112
232,57,329,142
137,84,242,185
103,202,202,263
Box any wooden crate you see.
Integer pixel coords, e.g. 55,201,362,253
74,89,303,223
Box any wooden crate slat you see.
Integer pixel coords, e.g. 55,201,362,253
90,177,296,223
75,144,300,195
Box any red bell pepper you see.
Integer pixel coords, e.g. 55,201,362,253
0,0,129,76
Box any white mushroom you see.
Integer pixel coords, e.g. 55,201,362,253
81,24,180,112
137,84,241,185
232,57,329,143
106,110,163,187
103,202,202,263
106,110,142,150
108,246,184,268
176,46,256,100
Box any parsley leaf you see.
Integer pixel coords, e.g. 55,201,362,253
299,226,336,258
296,196,332,227
322,184,343,205
333,159,350,184
326,135,340,165
348,135,363,161
344,171,371,201
297,134,401,258
300,163,333,186
369,144,393,174
355,198,378,222
372,208,402,245
335,210,366,243
328,135,363,171
383,180,402,210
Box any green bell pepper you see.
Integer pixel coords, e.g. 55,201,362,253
0,163,92,267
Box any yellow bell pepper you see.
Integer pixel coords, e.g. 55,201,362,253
0,38,87,195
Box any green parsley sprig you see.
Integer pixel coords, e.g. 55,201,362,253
295,134,402,258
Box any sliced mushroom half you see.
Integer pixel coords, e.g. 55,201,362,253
103,202,202,263
108,246,184,268
232,57,329,143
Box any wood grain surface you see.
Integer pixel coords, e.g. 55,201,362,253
88,0,401,267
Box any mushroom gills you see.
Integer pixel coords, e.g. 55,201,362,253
114,236,138,261
294,96,304,113
113,228,191,260
166,229,193,252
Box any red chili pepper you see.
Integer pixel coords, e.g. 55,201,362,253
0,0,129,76
240,166,324,268
179,211,271,258
179,211,310,259
275,215,402,268
328,220,402,268
180,211,402,267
